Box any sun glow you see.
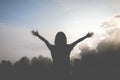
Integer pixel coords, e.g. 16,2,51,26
70,15,120,58
111,15,120,28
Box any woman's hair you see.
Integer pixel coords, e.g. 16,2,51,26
55,32,67,45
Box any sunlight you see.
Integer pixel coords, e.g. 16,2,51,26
68,15,120,57
111,15,120,28
65,16,108,58
65,16,108,42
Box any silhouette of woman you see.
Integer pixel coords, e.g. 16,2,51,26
31,30,93,80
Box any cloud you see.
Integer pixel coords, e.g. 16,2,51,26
78,15,120,56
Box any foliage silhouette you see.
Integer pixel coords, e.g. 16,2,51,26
0,48,120,80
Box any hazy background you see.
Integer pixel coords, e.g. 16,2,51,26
0,0,120,62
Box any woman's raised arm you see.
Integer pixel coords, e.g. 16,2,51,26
31,30,51,48
70,32,94,49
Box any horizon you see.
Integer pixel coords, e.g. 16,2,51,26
0,0,120,62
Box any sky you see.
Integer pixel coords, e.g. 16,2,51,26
0,0,120,62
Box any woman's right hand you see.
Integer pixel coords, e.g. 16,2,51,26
86,32,94,37
31,30,39,36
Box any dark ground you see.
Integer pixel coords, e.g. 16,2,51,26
1,51,120,80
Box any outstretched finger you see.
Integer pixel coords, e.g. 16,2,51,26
31,30,36,35
89,32,94,37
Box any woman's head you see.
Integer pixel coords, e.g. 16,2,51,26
55,32,67,45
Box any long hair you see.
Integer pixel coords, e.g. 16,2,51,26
55,32,67,46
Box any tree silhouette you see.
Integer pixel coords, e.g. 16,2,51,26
0,60,12,80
